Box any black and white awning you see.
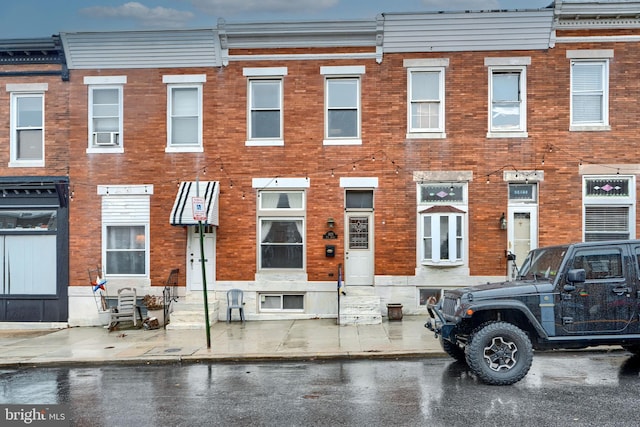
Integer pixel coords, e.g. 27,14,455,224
170,181,219,226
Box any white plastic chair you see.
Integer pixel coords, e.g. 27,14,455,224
226,289,245,323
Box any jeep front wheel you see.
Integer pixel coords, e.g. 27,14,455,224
465,321,533,386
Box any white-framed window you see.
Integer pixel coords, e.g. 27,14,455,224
85,76,125,153
485,57,529,138
406,62,446,137
10,92,45,167
258,190,305,270
259,293,304,311
418,183,467,265
583,176,635,242
248,79,283,142
98,185,152,277
89,87,121,147
105,225,147,275
570,60,609,130
164,74,205,152
244,68,287,147
321,66,364,145
487,66,527,137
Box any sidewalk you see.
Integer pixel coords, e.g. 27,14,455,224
0,316,445,368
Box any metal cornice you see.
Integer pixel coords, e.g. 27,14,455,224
222,19,378,49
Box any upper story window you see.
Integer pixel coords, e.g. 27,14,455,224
9,88,45,167
321,66,364,145
11,93,44,166
418,183,467,266
404,59,448,139
164,74,205,153
244,68,286,147
485,57,529,138
85,76,125,154
569,51,611,131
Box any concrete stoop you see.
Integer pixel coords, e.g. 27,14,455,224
338,286,382,325
166,296,219,330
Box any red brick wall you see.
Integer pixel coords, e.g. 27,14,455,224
66,36,640,285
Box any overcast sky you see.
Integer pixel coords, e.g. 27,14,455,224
1,0,553,38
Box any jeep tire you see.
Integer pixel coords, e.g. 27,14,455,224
440,335,466,363
465,321,533,385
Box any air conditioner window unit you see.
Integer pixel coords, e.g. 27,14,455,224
93,132,119,146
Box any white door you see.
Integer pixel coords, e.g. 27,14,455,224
507,206,538,278
345,213,374,286
187,225,216,292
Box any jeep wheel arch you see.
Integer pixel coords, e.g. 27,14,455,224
465,321,534,386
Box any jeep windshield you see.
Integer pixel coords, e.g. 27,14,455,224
517,245,568,281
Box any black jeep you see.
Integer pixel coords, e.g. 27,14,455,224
425,240,640,385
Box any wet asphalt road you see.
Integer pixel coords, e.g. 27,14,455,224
1,352,640,427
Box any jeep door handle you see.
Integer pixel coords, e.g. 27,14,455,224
612,286,631,295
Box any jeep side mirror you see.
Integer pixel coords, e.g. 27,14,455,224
564,268,586,292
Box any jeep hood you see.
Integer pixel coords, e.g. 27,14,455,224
444,279,553,300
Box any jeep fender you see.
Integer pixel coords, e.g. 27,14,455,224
461,300,549,340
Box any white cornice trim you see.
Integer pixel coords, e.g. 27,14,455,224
229,52,377,62
556,35,640,43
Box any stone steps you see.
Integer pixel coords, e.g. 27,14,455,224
166,297,219,330
338,287,381,325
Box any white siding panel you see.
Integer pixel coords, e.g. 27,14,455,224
103,195,149,224
382,11,554,53
61,30,222,69
223,20,377,48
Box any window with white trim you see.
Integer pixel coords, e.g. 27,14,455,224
488,67,526,135
259,293,304,311
408,68,445,134
163,74,205,152
10,92,44,166
99,185,151,277
583,176,635,242
85,76,125,153
89,87,121,148
249,79,282,141
258,190,305,269
418,183,467,265
244,68,287,146
321,66,364,145
105,225,147,275
571,60,608,128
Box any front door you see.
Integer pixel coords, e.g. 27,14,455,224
345,213,374,286
507,206,538,279
187,225,216,292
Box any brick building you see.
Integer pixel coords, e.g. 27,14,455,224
0,37,70,323
2,1,640,326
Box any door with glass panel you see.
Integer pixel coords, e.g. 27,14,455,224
345,212,374,286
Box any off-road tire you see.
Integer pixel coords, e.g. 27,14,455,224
465,321,533,386
440,336,466,363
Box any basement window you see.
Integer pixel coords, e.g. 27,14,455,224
259,293,304,312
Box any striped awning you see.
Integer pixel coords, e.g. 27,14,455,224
170,181,219,226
